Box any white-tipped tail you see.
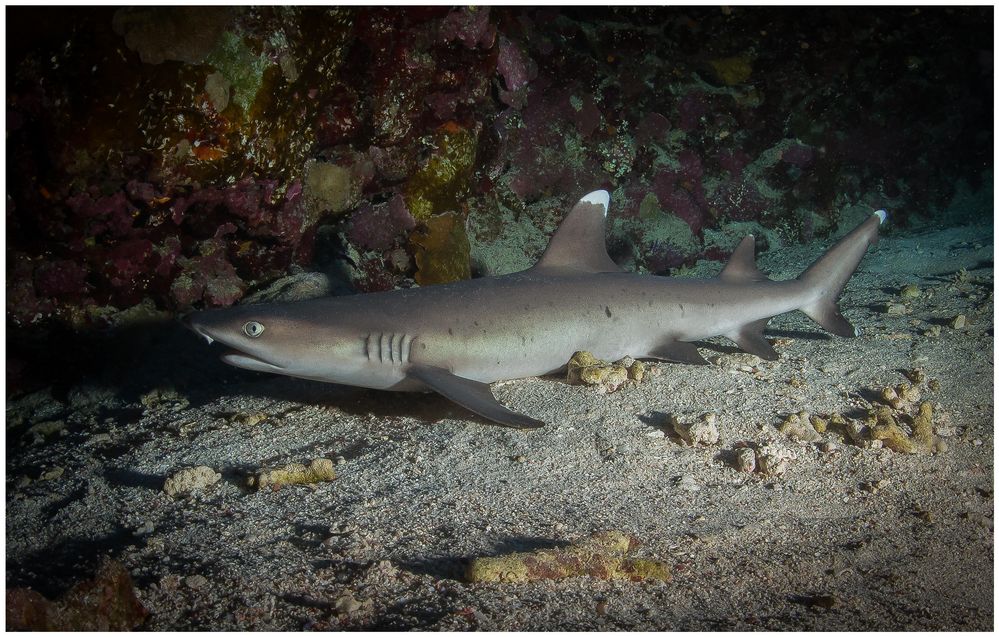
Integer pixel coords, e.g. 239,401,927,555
581,190,610,215
874,209,888,225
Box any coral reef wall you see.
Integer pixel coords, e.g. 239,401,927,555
6,6,992,391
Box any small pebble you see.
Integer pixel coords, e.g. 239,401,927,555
672,413,720,446
950,314,967,329
779,412,822,443
755,442,796,477
923,325,942,337
734,447,756,473
885,303,908,316
676,475,700,492
184,574,208,590
40,466,64,481
819,441,839,454
89,432,112,445
861,478,889,494
899,284,921,300
334,593,363,614
164,465,222,497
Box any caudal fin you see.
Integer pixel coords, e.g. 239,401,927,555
798,210,886,337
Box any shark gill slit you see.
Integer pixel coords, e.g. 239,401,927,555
365,332,413,364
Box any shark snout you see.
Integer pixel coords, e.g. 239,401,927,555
181,311,215,345
180,309,290,373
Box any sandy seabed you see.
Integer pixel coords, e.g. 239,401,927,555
6,218,993,630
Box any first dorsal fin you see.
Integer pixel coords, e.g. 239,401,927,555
719,235,769,283
532,190,623,274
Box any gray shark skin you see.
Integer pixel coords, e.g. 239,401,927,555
185,190,885,429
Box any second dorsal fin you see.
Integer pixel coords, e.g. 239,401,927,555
719,235,769,283
532,190,623,274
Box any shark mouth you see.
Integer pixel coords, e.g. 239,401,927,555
220,348,286,371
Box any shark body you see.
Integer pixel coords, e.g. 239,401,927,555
185,191,885,429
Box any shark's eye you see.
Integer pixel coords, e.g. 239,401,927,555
242,321,265,338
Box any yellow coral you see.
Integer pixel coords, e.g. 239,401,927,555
405,125,478,221
707,56,752,86
410,212,472,285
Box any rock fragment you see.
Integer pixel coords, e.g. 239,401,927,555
898,284,921,300
879,383,921,410
163,466,222,497
333,593,365,615
6,560,147,630
671,413,720,446
778,411,822,443
734,447,757,473
566,351,645,392
755,441,796,476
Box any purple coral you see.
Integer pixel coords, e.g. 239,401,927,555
66,191,138,239
505,84,605,201
781,143,816,168
439,7,496,49
634,112,671,147
496,34,535,107
715,149,753,176
643,240,688,273
676,92,708,133
497,35,530,92
33,260,89,300
170,241,245,308
347,194,416,251
571,93,602,139
102,238,155,300
649,149,709,235
709,176,769,221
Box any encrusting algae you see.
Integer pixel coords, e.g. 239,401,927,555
465,531,672,584
247,458,336,491
866,402,945,454
776,367,947,454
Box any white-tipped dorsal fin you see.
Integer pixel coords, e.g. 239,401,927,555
532,190,623,274
719,235,769,283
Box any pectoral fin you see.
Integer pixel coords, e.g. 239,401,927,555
409,365,545,430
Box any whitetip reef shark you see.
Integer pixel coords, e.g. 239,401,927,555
185,190,885,429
